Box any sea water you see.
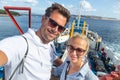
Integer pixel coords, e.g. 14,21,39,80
0,15,120,54
0,14,120,79
83,18,120,54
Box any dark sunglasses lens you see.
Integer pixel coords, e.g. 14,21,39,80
58,26,65,32
67,45,74,51
49,18,65,33
76,49,82,53
76,48,85,53
49,18,57,28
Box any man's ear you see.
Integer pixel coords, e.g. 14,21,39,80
41,15,47,23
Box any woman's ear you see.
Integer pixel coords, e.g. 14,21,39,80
82,51,87,58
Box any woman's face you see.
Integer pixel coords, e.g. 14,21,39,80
67,37,87,64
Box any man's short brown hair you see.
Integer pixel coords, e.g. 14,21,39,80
45,3,70,24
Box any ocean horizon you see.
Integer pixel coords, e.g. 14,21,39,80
0,15,120,54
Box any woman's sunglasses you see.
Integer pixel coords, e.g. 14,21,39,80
67,45,86,55
48,17,66,33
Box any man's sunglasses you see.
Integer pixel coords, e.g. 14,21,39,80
67,45,86,55
48,18,66,33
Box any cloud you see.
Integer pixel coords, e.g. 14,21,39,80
12,0,39,6
45,0,53,5
80,0,96,11
68,4,74,9
66,4,77,14
113,1,120,14
24,0,38,4
0,0,8,4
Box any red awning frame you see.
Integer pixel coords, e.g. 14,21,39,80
4,6,31,34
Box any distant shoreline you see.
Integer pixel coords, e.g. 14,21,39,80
0,14,20,16
0,9,20,16
72,15,120,21
0,14,119,21
0,14,8,16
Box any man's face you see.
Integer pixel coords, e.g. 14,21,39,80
40,10,67,43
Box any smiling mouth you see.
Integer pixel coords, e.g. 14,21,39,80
71,56,77,59
48,29,56,37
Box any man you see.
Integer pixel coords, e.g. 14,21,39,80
0,3,70,80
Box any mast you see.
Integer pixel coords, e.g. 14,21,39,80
77,0,85,28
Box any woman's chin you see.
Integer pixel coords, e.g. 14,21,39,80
70,58,78,63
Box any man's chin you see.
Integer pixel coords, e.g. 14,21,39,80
48,37,55,42
49,35,56,39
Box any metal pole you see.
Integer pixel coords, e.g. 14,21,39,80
4,6,31,34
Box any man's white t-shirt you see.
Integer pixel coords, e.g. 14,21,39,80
0,28,58,80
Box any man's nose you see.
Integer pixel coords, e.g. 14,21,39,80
53,26,59,32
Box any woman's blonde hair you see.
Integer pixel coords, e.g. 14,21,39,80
68,32,90,53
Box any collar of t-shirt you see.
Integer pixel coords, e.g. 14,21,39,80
78,62,89,77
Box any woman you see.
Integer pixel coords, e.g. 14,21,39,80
60,33,98,80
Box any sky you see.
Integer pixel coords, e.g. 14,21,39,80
0,0,120,19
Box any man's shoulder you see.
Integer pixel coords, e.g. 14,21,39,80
0,35,23,44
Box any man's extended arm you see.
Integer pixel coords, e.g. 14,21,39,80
0,50,8,66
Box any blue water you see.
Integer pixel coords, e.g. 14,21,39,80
0,15,120,54
0,14,120,78
82,18,120,54
0,67,3,78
